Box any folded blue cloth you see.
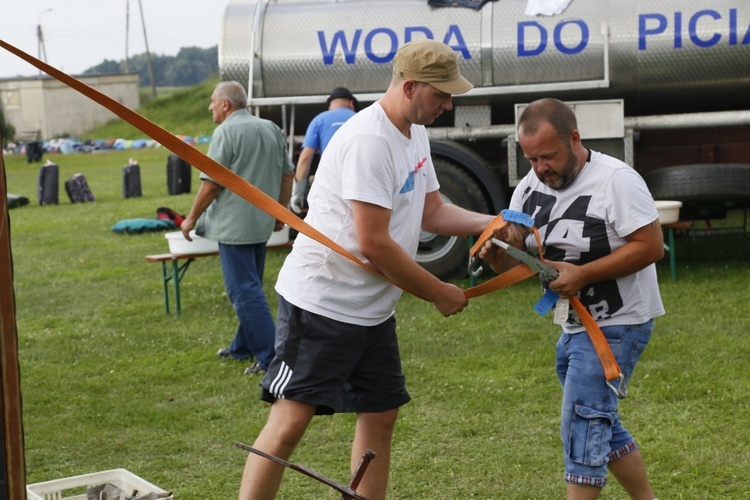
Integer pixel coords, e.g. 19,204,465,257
112,218,176,234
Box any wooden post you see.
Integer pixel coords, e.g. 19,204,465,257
0,133,28,498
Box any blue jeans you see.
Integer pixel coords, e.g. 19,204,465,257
556,320,654,488
219,242,275,368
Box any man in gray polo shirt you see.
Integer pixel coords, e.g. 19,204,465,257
181,81,293,375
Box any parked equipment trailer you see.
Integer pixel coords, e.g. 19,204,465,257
219,0,750,278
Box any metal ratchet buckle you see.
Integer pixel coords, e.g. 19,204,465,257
606,373,629,399
489,238,560,282
468,254,484,277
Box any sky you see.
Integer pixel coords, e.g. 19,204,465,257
0,0,228,79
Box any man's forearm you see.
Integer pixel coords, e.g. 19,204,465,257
424,204,494,236
181,179,221,238
578,221,664,285
421,192,495,236
186,180,221,222
364,237,452,302
295,148,315,181
278,172,294,209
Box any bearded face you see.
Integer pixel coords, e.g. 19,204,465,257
519,122,582,190
535,141,579,190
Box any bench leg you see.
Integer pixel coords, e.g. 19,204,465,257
172,259,195,315
156,258,195,315
172,260,182,315
160,262,170,314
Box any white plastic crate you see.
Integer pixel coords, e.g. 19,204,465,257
165,230,219,255
26,468,172,500
267,224,290,247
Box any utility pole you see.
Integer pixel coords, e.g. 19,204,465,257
125,0,130,72
137,0,157,99
37,8,53,75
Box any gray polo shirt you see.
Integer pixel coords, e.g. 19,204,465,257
197,109,293,244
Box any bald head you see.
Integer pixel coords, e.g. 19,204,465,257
214,81,248,110
210,81,248,124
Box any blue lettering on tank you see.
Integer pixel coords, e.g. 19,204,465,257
518,21,547,56
518,20,587,56
318,30,362,64
727,8,750,46
674,12,683,48
639,14,667,50
319,7,750,66
318,25,471,65
690,10,721,47
554,20,588,55
729,9,738,45
640,8,750,50
365,28,398,63
443,25,471,59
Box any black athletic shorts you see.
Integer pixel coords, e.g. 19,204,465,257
260,295,411,415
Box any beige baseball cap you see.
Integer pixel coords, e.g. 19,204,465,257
392,39,474,95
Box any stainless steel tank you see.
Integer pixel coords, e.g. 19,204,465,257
220,0,750,116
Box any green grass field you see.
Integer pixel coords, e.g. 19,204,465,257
4,131,750,497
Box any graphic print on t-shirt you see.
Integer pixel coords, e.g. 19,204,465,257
522,189,624,328
400,157,428,194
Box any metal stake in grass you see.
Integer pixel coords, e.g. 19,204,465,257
235,442,375,500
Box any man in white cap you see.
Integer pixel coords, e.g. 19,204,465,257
239,39,492,500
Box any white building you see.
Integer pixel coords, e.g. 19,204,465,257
0,73,139,140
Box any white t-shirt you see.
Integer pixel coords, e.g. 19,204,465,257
276,102,440,326
511,150,665,333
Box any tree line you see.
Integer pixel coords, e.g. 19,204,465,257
83,46,218,87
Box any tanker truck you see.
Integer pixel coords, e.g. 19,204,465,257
219,0,750,278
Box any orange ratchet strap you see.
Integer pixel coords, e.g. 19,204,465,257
468,213,626,398
464,214,538,298
570,296,627,397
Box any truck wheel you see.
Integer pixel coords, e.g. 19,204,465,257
416,158,491,279
643,163,750,219
643,163,750,203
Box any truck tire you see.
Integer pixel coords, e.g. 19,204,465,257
643,163,750,219
643,164,750,203
416,158,491,279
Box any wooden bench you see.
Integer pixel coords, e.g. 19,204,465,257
145,251,219,315
145,240,293,315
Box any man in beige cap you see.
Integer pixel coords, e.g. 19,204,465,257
239,39,490,500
